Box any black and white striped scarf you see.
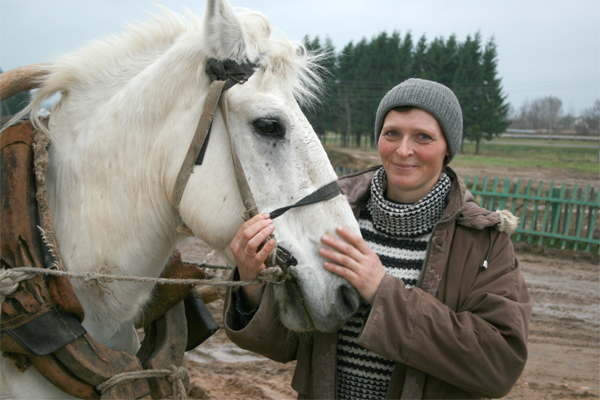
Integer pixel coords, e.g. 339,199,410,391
336,167,451,400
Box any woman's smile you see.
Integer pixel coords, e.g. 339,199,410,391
378,108,449,203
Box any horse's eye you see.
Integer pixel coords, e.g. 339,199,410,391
252,118,285,138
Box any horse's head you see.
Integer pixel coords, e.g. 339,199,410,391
27,0,361,334
176,0,362,332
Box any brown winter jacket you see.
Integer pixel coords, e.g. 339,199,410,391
224,166,532,399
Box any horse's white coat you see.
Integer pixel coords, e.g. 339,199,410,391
1,1,361,398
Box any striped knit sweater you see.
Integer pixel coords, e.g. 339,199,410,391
335,167,451,400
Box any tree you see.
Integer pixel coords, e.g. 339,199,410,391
479,37,510,144
423,35,458,86
513,96,563,133
581,99,599,131
452,33,484,153
301,35,332,140
541,96,562,142
300,31,510,151
411,35,428,78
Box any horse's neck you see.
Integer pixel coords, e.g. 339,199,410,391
45,140,179,350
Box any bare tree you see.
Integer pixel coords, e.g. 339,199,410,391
513,96,562,136
582,99,600,131
542,96,562,143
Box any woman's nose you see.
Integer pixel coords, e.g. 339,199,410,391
396,138,414,157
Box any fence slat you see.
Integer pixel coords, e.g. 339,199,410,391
516,179,531,243
489,177,499,211
471,175,479,192
561,184,578,250
528,181,545,244
498,178,510,211
538,181,556,246
574,185,591,251
585,188,599,252
510,179,522,216
549,183,567,246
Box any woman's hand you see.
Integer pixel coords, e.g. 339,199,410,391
320,226,386,304
229,213,276,308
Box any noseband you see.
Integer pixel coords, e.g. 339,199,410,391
172,58,341,279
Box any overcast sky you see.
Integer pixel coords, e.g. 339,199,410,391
1,0,598,114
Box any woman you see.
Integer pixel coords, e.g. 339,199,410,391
224,78,532,399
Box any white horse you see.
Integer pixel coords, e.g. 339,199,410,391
1,0,362,398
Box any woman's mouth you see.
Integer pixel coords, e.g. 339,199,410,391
393,163,418,171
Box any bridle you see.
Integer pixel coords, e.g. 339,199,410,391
172,58,341,279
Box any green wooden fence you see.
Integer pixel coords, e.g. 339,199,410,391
464,175,600,253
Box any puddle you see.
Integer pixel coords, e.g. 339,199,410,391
186,345,265,364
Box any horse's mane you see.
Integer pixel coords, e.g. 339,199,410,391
25,6,326,136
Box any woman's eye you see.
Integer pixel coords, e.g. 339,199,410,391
418,133,432,140
252,118,285,138
384,130,399,137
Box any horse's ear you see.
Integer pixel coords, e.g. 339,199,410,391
204,0,248,61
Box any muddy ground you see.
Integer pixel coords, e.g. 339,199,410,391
177,161,599,400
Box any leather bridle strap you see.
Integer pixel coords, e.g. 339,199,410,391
172,58,258,213
268,181,340,220
218,91,259,219
172,79,227,212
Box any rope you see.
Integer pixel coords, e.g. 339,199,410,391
0,264,284,293
0,267,38,328
181,260,233,270
96,365,189,399
0,267,37,303
0,262,281,399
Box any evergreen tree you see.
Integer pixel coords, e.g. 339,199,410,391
423,35,458,86
397,32,414,82
301,35,336,141
452,33,484,153
300,30,509,152
479,37,510,143
411,35,428,78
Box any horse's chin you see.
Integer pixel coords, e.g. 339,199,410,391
274,271,360,333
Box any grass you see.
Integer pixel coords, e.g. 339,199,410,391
324,133,600,174
456,141,599,174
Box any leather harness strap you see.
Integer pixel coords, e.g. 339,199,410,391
172,79,227,212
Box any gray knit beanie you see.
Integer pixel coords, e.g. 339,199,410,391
374,78,463,163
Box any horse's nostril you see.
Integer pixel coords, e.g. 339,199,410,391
338,284,360,320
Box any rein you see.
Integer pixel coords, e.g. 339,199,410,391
172,58,341,278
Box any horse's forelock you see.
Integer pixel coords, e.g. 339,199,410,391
253,39,328,109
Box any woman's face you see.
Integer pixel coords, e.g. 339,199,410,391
378,108,449,203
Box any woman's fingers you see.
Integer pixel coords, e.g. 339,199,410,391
320,228,368,265
334,225,373,255
320,225,386,304
319,244,357,270
230,213,276,282
244,220,275,257
237,214,271,243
